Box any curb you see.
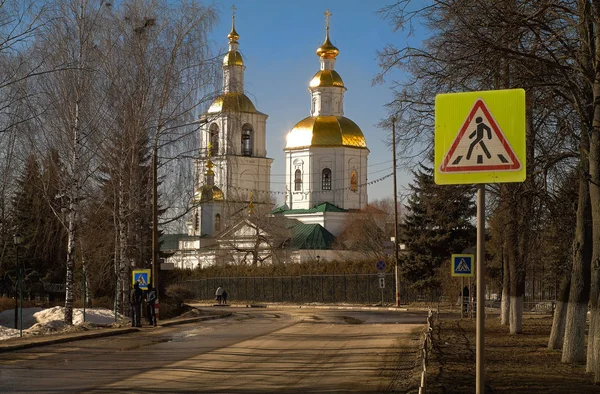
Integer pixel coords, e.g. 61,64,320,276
0,313,232,353
192,303,410,312
0,327,139,353
257,304,410,312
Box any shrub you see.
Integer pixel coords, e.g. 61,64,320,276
162,284,196,317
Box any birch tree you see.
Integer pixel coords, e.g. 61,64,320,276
33,0,109,324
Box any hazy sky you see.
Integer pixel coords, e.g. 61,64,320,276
206,0,422,204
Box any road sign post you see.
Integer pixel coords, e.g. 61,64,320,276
378,276,385,306
435,88,525,394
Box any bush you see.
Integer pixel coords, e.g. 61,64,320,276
162,284,195,317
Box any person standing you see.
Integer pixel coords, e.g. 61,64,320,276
130,282,143,327
222,289,228,305
146,284,157,326
215,286,224,305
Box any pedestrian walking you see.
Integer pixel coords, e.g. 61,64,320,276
146,284,157,326
215,286,224,304
222,289,228,305
130,282,143,327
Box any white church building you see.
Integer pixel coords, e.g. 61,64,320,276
164,11,372,269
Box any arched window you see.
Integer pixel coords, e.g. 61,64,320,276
241,124,253,156
322,168,331,190
350,170,358,192
209,124,219,156
215,214,221,232
294,169,302,191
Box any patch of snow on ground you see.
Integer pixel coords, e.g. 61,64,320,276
0,307,128,341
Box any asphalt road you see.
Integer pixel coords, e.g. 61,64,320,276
0,307,426,393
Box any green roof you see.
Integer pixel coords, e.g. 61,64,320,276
270,204,289,214
290,223,336,250
159,234,188,251
273,202,347,215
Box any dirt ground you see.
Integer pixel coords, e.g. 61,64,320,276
426,314,600,393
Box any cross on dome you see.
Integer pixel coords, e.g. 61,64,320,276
316,9,339,59
228,4,239,42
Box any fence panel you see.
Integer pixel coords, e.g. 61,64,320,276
178,273,431,305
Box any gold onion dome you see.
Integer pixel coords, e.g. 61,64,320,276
285,116,367,150
227,25,239,43
316,32,339,59
310,69,345,88
207,92,258,114
194,185,224,203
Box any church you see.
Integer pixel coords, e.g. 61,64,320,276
164,10,373,268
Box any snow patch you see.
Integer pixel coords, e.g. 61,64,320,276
0,306,128,341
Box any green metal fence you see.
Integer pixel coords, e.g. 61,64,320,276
178,273,439,305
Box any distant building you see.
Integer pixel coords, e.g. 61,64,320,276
165,10,375,269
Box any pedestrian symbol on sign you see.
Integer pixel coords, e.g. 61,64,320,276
467,117,492,161
456,259,471,272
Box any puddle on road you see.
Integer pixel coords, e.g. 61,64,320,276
338,316,364,324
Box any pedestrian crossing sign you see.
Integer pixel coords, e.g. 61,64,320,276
435,89,526,185
451,254,474,277
132,269,151,290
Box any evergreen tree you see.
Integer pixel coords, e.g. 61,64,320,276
399,164,476,290
12,152,66,291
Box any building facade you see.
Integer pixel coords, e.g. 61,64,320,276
187,12,273,237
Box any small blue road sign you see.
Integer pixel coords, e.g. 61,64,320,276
376,260,386,271
132,269,151,290
451,254,474,277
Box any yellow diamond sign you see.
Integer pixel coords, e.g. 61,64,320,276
435,89,526,185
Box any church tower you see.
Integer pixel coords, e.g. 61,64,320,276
284,10,369,210
188,8,273,236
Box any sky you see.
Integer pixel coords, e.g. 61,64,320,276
206,0,424,204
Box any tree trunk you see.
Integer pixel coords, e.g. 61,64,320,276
585,0,600,379
119,175,130,317
562,138,592,364
507,196,524,334
64,196,76,325
501,222,510,325
548,272,571,349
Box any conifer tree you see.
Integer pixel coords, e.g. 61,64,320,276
12,153,66,291
399,164,476,290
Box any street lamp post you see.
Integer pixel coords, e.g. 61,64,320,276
391,117,400,307
14,233,23,337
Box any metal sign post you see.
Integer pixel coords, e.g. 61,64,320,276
378,275,385,306
476,184,485,393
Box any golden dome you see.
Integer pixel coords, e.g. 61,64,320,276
285,116,367,150
207,92,258,114
309,69,345,88
316,31,339,59
194,185,224,203
223,50,244,66
228,25,239,43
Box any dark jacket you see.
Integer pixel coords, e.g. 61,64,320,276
147,289,157,305
130,283,143,305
